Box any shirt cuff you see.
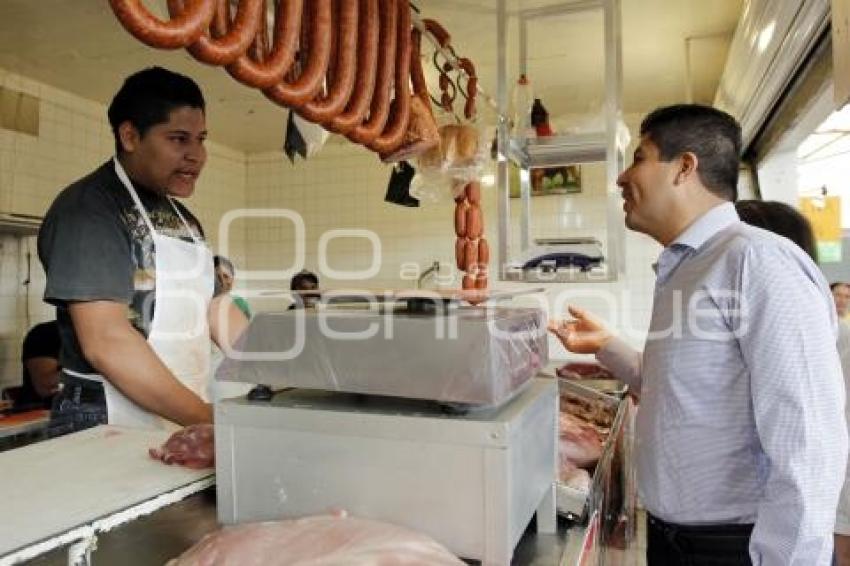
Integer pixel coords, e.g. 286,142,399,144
596,336,641,391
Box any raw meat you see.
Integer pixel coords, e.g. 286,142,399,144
559,412,603,469
167,514,465,566
149,424,214,469
559,462,591,492
556,361,614,381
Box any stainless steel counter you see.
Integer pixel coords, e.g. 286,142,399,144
27,487,574,565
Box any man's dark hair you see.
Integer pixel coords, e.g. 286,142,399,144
736,200,818,263
831,282,850,291
108,66,205,154
640,104,742,201
290,270,319,291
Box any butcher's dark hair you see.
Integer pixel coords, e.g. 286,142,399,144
640,104,741,201
736,200,818,263
108,66,205,154
290,270,319,291
832,282,850,291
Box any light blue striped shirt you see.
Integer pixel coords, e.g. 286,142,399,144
598,202,847,565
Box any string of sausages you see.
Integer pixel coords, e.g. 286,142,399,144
107,0,479,161
455,181,488,290
422,19,477,120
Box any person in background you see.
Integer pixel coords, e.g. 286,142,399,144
735,200,818,261
289,270,320,309
549,104,846,565
735,199,850,566
832,282,850,320
14,321,61,410
214,255,251,319
38,67,247,436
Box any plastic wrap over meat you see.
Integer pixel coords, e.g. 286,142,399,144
149,424,214,469
167,514,465,566
216,307,547,406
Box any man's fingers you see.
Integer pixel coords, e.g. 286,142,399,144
566,305,587,320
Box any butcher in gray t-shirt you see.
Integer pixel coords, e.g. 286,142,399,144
38,67,248,437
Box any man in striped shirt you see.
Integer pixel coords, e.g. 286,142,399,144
550,104,847,565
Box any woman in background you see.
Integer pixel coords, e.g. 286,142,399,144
214,255,251,319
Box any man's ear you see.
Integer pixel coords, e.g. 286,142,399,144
676,152,699,185
117,121,140,153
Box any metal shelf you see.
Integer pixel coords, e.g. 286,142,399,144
496,0,625,284
507,132,608,169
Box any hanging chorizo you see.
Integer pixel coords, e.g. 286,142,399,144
169,0,263,66
263,0,334,109
327,0,379,134
297,0,359,123
226,0,304,90
109,0,215,49
347,0,398,145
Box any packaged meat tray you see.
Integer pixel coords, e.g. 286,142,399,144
556,379,624,520
216,306,548,406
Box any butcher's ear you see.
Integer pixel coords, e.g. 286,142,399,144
118,121,141,154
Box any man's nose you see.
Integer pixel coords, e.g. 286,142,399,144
616,171,628,187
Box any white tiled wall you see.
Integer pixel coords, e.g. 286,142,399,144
240,115,662,357
0,68,248,390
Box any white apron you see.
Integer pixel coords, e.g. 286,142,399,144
64,158,214,430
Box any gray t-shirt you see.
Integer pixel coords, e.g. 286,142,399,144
38,160,205,374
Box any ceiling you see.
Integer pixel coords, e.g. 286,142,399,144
0,0,742,154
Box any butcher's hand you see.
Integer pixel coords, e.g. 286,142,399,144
548,305,612,354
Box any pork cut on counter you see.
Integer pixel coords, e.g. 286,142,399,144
149,424,214,469
167,514,465,566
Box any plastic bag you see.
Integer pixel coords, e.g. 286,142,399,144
412,123,494,202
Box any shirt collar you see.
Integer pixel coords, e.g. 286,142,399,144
671,202,739,251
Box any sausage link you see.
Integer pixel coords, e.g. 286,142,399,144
170,0,263,66
464,239,478,273
464,76,477,119
474,275,488,290
465,205,483,239
263,0,334,108
455,237,466,272
462,274,476,290
327,0,379,134
465,181,481,205
410,28,431,112
454,201,467,238
477,237,490,265
226,0,304,90
297,0,359,123
456,58,478,119
109,0,215,49
423,18,451,48
325,0,340,87
347,0,398,145
367,0,412,154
